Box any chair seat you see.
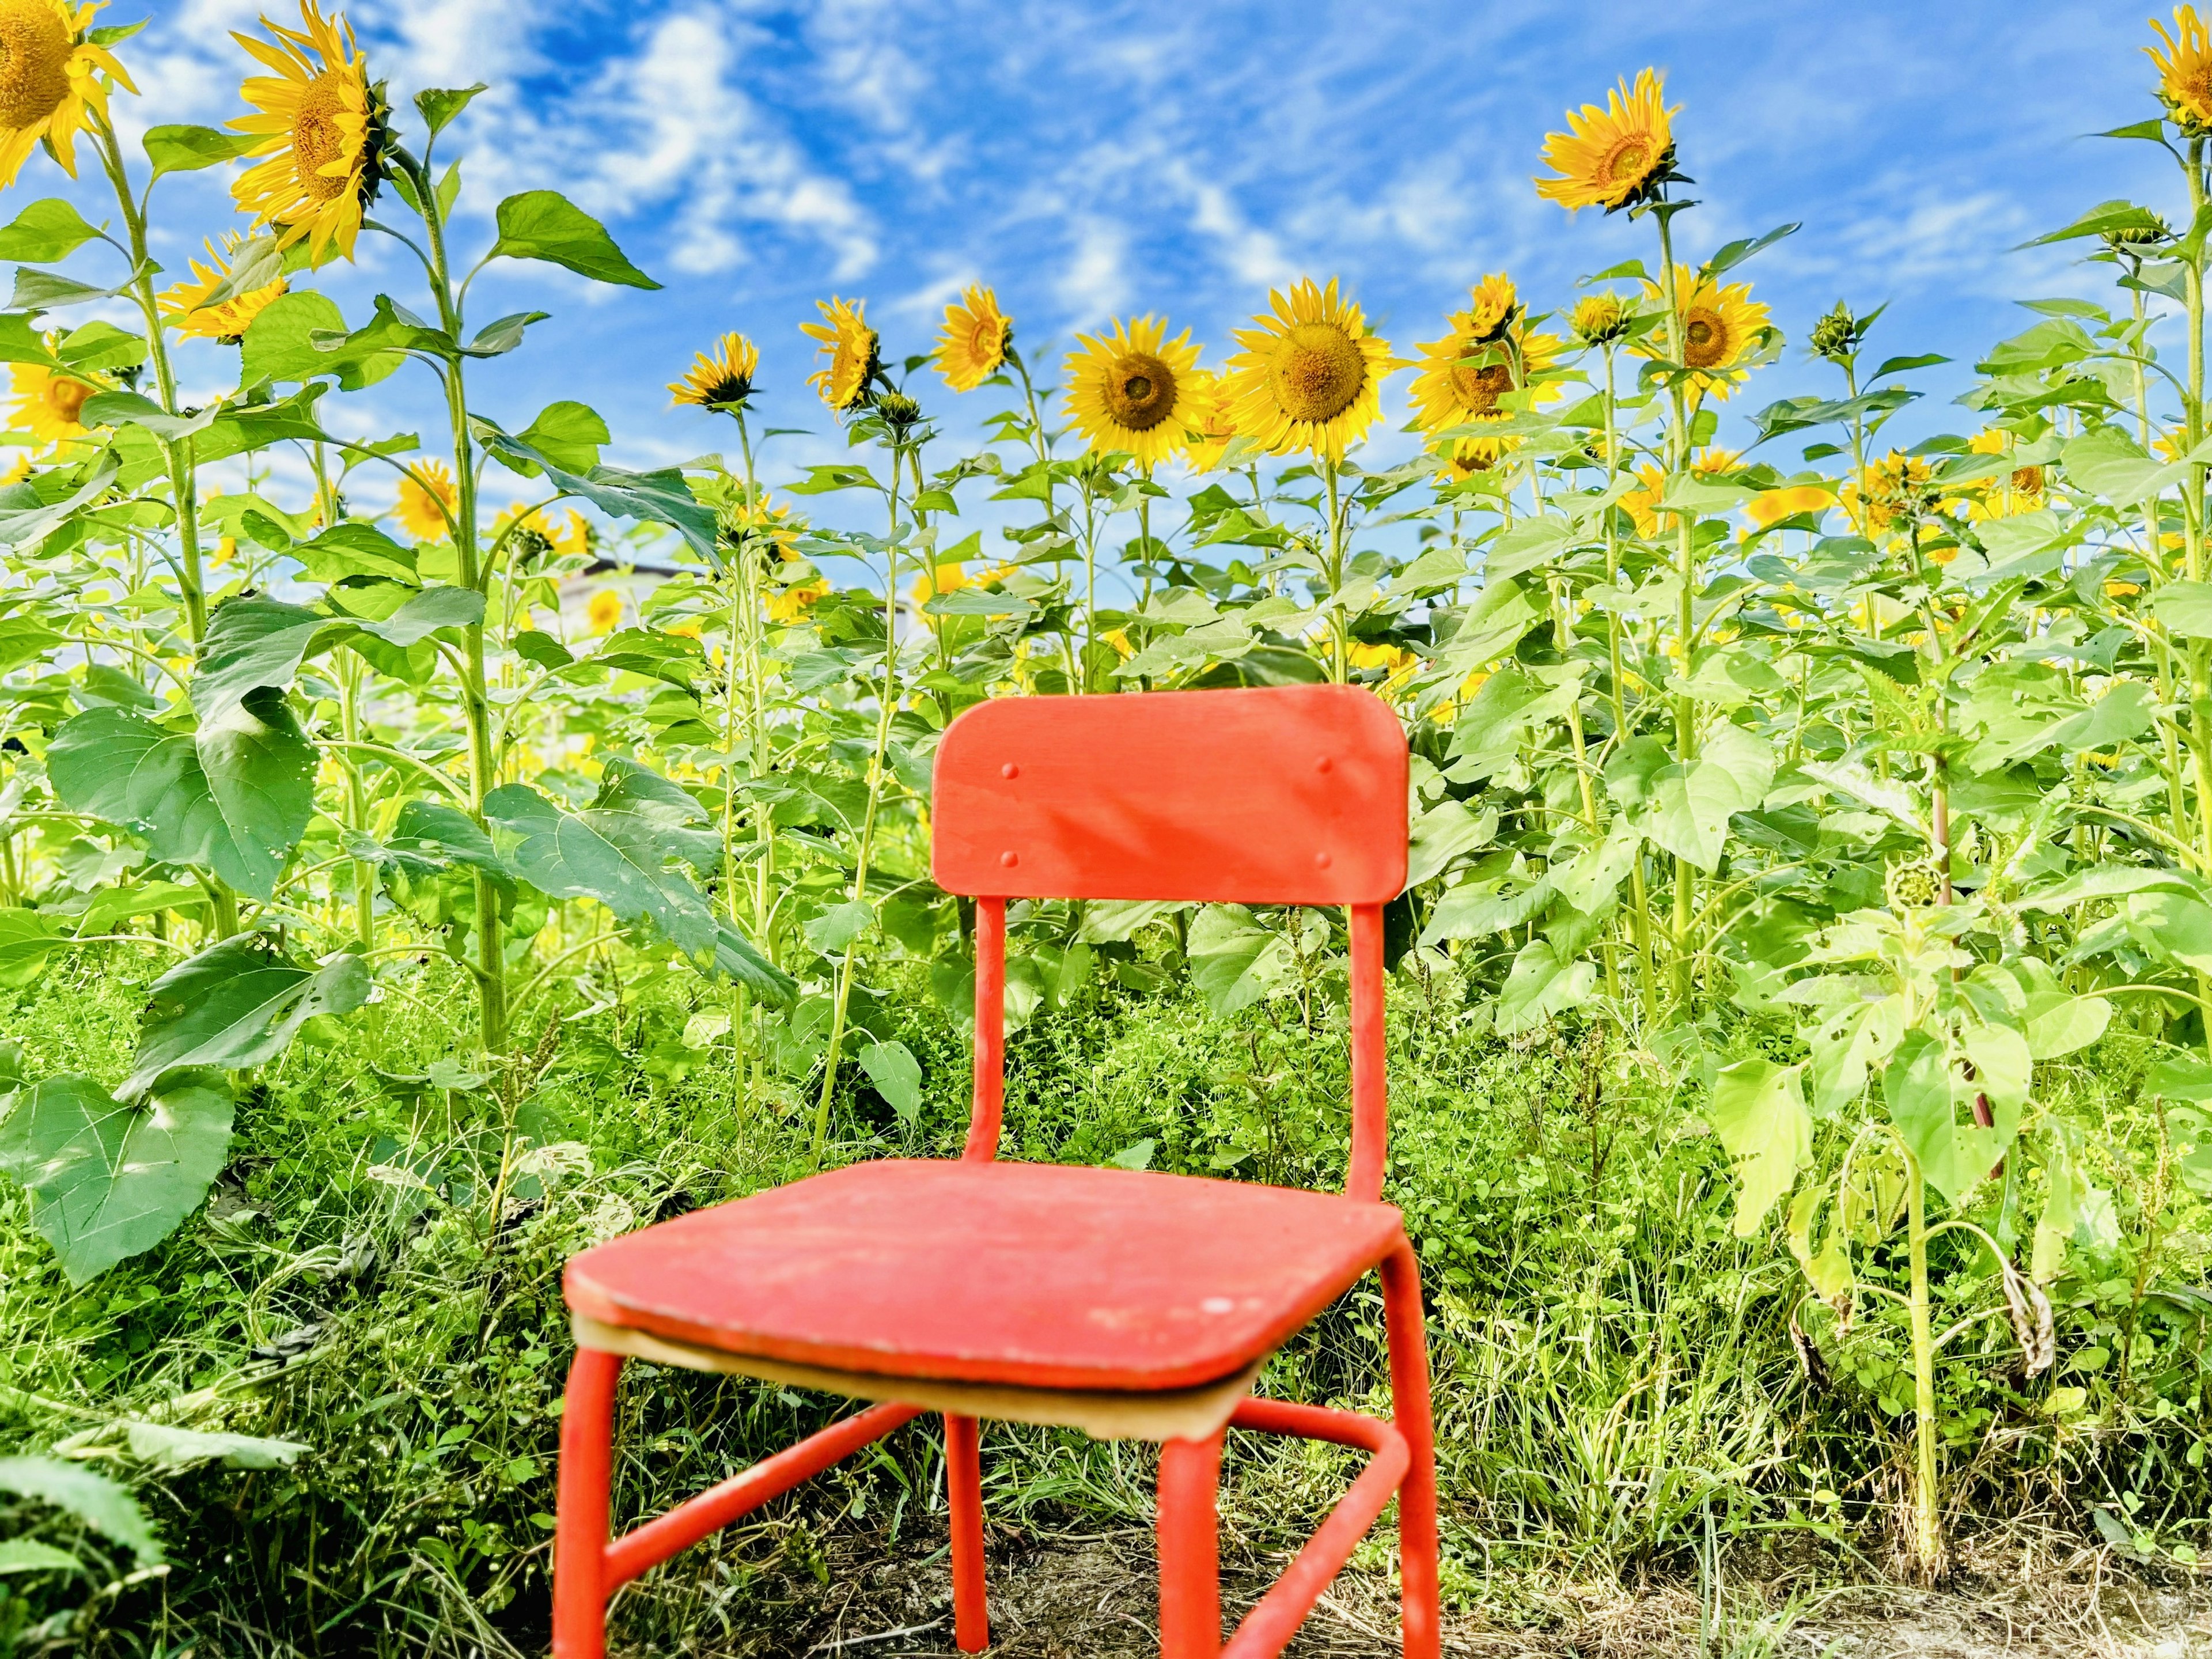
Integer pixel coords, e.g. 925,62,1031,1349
564,1160,1404,1395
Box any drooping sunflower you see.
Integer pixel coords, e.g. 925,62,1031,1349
157,236,289,344
1410,299,1562,474
670,332,757,411
2151,8,2212,132
229,1,389,265
0,0,133,187
1063,314,1207,470
1463,273,1518,341
395,460,455,541
800,296,880,412
1534,69,1679,213
8,359,104,445
934,285,1011,392
1179,370,1241,473
1222,278,1397,464
1634,264,1769,402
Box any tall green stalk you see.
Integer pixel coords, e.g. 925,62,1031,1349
1652,206,1698,1005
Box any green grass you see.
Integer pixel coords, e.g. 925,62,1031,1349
0,946,2206,1653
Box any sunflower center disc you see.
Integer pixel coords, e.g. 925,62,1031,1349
0,0,73,131
1273,324,1365,423
1447,360,1514,415
47,376,88,424
1603,139,1648,186
1103,351,1175,430
293,71,357,203
1681,309,1728,369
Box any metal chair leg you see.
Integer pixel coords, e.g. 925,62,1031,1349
1157,1427,1225,1658
553,1348,624,1659
944,1412,990,1652
1383,1243,1441,1659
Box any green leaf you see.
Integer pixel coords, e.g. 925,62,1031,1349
463,310,549,358
858,1040,923,1123
0,1539,82,1575
10,268,116,311
1630,723,1773,873
0,310,60,367
142,124,261,177
805,899,874,953
2025,198,2169,246
515,400,609,475
123,936,369,1098
1787,1186,1852,1300
238,290,400,390
56,319,143,374
1404,798,1495,888
46,706,310,902
1495,937,1597,1035
2127,888,2212,974
290,521,418,584
0,1072,232,1283
1704,221,1798,278
0,908,61,988
414,84,487,136
490,190,660,289
77,881,206,935
0,1457,161,1563
1709,1058,1812,1236
2032,1141,2081,1282
511,629,574,669
472,418,715,561
1187,904,1292,1015
79,388,218,442
192,595,328,728
2153,580,2212,639
0,460,117,548
1882,1025,2027,1205
2024,994,2111,1060
484,778,794,1002
0,198,102,262
123,1422,308,1470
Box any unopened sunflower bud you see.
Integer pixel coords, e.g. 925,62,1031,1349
1571,292,1628,345
1809,300,1866,364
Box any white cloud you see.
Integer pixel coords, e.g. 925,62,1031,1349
1056,217,1130,323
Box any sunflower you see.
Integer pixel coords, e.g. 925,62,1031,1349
157,236,289,344
2152,8,2212,131
0,0,132,188
8,359,104,445
497,502,590,562
395,460,455,541
724,490,801,562
1953,429,2044,521
1622,448,1739,537
1346,639,1419,696
935,285,1011,392
1179,370,1241,473
1535,69,1679,213
1410,300,1562,472
1571,292,1629,346
1634,264,1768,402
228,1,388,265
1841,452,1937,537
0,453,29,486
670,332,757,411
586,588,623,634
1463,273,1518,341
767,576,828,623
800,296,879,412
1746,482,1837,529
1063,314,1207,469
1223,278,1397,464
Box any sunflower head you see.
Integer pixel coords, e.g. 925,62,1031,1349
2151,8,2212,132
497,502,589,566
1063,314,1207,471
228,1,392,266
586,588,623,634
935,284,1012,392
670,332,758,412
767,576,828,623
1534,69,1683,214
721,490,802,565
158,234,289,345
1842,450,1938,536
9,356,104,445
1179,370,1241,473
1224,278,1398,464
1634,263,1770,402
395,460,455,541
1464,274,1518,341
1411,310,1562,469
1570,292,1628,346
0,0,135,190
1808,300,1870,365
800,296,880,412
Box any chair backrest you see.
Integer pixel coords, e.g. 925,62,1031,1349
932,684,1408,1202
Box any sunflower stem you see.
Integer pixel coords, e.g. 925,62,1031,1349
1653,203,1699,1012
1325,463,1347,684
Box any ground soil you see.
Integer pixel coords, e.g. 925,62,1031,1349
626,1521,2212,1659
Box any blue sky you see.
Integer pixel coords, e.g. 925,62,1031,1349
48,2,2192,523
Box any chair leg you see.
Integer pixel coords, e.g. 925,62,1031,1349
944,1412,989,1652
1382,1243,1441,1659
1156,1427,1224,1658
553,1347,625,1659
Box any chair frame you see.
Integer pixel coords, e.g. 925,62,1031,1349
552,685,1440,1658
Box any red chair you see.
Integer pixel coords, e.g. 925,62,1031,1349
552,683,1438,1658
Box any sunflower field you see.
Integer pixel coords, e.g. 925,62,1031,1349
2,2,2212,1653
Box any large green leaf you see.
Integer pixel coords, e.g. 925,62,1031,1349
47,706,309,902
0,198,102,262
0,1457,161,1563
192,596,328,728
1494,937,1597,1035
489,191,660,289
0,1071,232,1282
472,418,716,561
1186,904,1292,1014
123,935,369,1098
484,777,791,1001
0,908,61,988
2127,888,2212,975
142,124,260,177
1630,723,1774,873
1709,1058,1812,1236
1882,1024,2028,1205
238,290,401,390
